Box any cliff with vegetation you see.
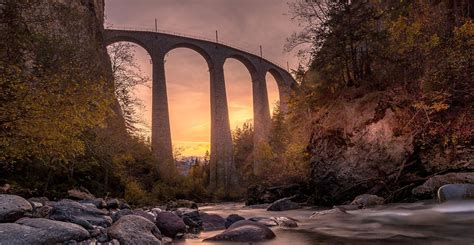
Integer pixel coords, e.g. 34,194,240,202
0,0,163,203
285,0,473,205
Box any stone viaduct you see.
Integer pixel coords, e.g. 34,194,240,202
103,28,296,191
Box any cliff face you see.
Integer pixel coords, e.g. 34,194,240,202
307,88,473,205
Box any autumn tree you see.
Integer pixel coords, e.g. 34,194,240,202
107,42,150,134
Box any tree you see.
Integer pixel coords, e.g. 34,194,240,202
0,0,112,164
107,42,150,134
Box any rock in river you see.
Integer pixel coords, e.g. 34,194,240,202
155,211,186,238
108,215,162,244
0,194,32,223
204,220,276,242
438,184,474,202
225,214,245,228
266,198,300,211
350,194,384,208
200,212,226,231
0,218,90,244
48,199,112,229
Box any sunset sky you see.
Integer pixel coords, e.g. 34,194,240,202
105,0,301,156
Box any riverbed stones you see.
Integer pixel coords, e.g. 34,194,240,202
225,214,245,228
413,173,474,199
248,217,278,227
80,198,107,209
437,184,474,202
175,208,201,231
48,199,112,229
204,220,276,242
155,211,186,238
67,188,95,200
106,198,120,209
0,218,90,244
108,215,162,244
246,184,301,205
350,194,384,208
200,212,226,231
0,194,32,223
267,198,300,211
275,217,298,228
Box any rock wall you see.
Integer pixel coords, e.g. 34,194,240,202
307,89,473,205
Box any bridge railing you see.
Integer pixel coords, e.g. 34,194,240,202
105,25,289,71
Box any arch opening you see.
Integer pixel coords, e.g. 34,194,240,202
265,71,281,116
165,47,211,158
223,58,254,131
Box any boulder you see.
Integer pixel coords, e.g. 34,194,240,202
0,218,90,244
80,198,107,209
155,211,186,238
274,217,298,228
248,217,278,227
200,212,226,231
167,199,197,210
0,194,32,223
437,184,474,202
175,208,201,231
266,198,300,211
108,215,162,244
106,198,120,209
31,205,53,218
112,209,133,222
67,188,95,200
350,194,384,208
0,184,11,194
27,197,49,206
225,214,245,228
204,220,276,242
119,201,131,210
132,210,156,223
413,173,474,199
48,199,112,229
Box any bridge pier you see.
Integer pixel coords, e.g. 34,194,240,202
152,52,174,180
209,58,235,192
252,70,272,174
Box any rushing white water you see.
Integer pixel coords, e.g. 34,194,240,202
176,201,474,244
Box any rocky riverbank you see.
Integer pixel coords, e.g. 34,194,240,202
1,183,473,244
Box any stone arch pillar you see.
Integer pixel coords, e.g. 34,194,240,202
209,56,235,192
251,69,272,174
151,51,174,180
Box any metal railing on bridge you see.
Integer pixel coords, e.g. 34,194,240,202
105,25,289,72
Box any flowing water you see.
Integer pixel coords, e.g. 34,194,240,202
176,201,474,244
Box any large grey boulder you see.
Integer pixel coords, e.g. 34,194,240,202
175,208,201,231
438,184,474,202
413,173,474,199
204,220,276,242
155,211,186,238
0,194,32,223
225,214,245,228
266,198,300,211
200,212,226,231
0,218,90,244
67,188,95,200
48,199,112,229
80,198,107,209
108,215,162,245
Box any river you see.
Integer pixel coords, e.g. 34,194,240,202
177,201,474,244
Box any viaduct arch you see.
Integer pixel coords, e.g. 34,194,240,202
104,28,297,191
